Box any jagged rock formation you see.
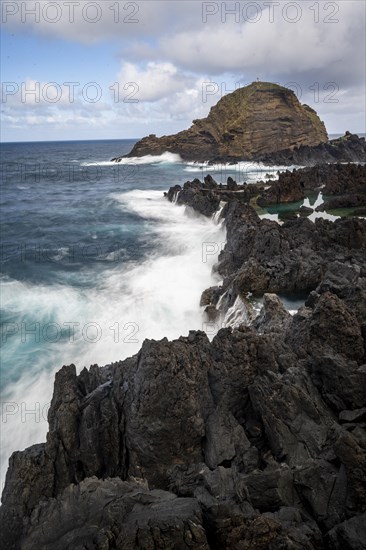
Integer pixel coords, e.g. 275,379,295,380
1,287,366,549
168,164,366,218
212,202,365,316
257,162,366,207
21,477,208,550
2,170,366,549
113,82,328,162
164,175,262,217
166,170,366,322
255,132,366,166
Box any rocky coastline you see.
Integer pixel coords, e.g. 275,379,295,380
165,163,366,326
257,162,366,209
115,131,366,167
111,79,366,166
1,164,366,549
112,81,330,163
252,132,366,166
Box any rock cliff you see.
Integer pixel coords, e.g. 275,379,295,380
257,162,366,207
166,166,366,322
255,132,366,166
114,82,328,162
1,290,366,549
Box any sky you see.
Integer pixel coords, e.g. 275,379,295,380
1,0,365,142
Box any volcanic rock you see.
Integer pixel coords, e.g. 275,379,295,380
258,163,366,206
2,170,366,549
256,131,366,166
114,82,328,162
2,289,366,548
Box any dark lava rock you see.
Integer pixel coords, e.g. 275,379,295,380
2,172,366,549
211,200,366,317
300,205,314,215
258,162,366,206
173,179,221,217
204,174,218,189
254,293,292,334
255,132,366,166
339,408,366,424
2,288,366,548
200,286,220,307
165,176,262,216
325,512,366,549
22,477,209,550
227,176,238,191
165,183,182,202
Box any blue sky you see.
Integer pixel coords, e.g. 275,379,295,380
1,0,365,141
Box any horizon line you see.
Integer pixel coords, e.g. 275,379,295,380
2,132,366,145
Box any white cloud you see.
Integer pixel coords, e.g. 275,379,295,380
1,0,365,138
1,77,114,139
116,61,195,102
1,0,204,43
158,1,364,80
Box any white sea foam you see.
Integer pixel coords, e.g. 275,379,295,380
302,193,341,222
183,161,298,184
80,160,119,167
0,190,225,489
308,211,341,222
184,166,209,173
222,295,252,328
302,192,324,211
82,151,183,167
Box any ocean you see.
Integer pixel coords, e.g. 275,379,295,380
0,136,362,490
0,138,286,490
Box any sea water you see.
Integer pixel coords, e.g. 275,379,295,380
0,139,224,489
0,137,361,491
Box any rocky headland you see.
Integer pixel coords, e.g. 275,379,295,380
1,163,366,549
113,81,329,163
111,82,366,165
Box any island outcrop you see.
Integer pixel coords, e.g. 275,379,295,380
112,82,329,162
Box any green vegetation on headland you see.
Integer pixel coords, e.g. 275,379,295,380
113,81,329,162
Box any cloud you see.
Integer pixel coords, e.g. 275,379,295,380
1,77,115,138
116,61,195,102
1,0,204,44
111,65,220,135
1,0,365,139
158,1,364,81
3,1,364,84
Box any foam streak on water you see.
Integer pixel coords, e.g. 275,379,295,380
82,152,183,167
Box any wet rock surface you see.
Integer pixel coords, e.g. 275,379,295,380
166,165,366,321
257,162,366,207
2,168,366,549
254,132,366,166
2,288,366,548
164,176,260,218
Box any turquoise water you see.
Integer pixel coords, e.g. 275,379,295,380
1,137,363,490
